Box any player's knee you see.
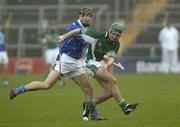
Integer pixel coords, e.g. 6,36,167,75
87,84,93,93
104,89,112,97
110,77,117,85
84,84,93,94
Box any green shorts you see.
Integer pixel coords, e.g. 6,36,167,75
86,64,98,77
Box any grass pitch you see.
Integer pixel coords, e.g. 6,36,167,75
0,73,180,127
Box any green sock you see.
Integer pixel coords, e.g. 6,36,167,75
86,101,95,112
119,99,128,111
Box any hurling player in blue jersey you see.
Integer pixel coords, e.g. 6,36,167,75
0,25,9,86
9,7,102,120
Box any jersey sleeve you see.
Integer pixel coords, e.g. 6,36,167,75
67,21,81,32
80,28,104,39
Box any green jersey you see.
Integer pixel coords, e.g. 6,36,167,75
80,28,120,62
43,31,59,49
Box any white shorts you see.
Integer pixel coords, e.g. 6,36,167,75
53,53,85,79
0,51,9,64
45,48,59,65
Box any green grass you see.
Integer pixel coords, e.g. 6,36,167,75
0,73,180,127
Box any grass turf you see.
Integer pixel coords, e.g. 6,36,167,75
0,73,180,127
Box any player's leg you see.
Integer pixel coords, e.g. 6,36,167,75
161,48,169,73
73,70,105,120
93,79,112,105
44,49,53,76
84,78,110,120
60,53,99,120
72,73,96,119
95,67,138,115
170,49,178,73
72,73,104,120
2,63,9,86
25,69,59,90
9,69,60,100
86,65,112,104
72,70,105,120
95,67,123,102
1,52,9,86
72,73,93,102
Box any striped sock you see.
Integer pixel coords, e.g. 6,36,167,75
87,101,95,112
119,99,128,110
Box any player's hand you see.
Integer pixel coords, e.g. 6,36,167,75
103,55,109,62
102,64,107,69
101,63,112,73
58,35,65,43
101,63,108,70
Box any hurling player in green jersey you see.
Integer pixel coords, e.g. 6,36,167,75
40,20,59,72
59,22,138,118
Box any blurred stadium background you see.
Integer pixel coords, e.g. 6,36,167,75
1,0,180,127
0,0,180,73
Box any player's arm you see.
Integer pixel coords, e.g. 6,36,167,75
103,55,114,72
103,55,114,66
58,28,81,43
105,47,119,66
58,28,103,43
103,41,119,72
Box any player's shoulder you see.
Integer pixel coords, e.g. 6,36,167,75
69,21,81,29
171,26,179,32
71,20,78,26
160,27,168,33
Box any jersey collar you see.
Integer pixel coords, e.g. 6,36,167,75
105,32,108,37
77,19,84,28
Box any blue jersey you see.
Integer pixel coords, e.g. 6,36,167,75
0,32,6,51
60,20,87,59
